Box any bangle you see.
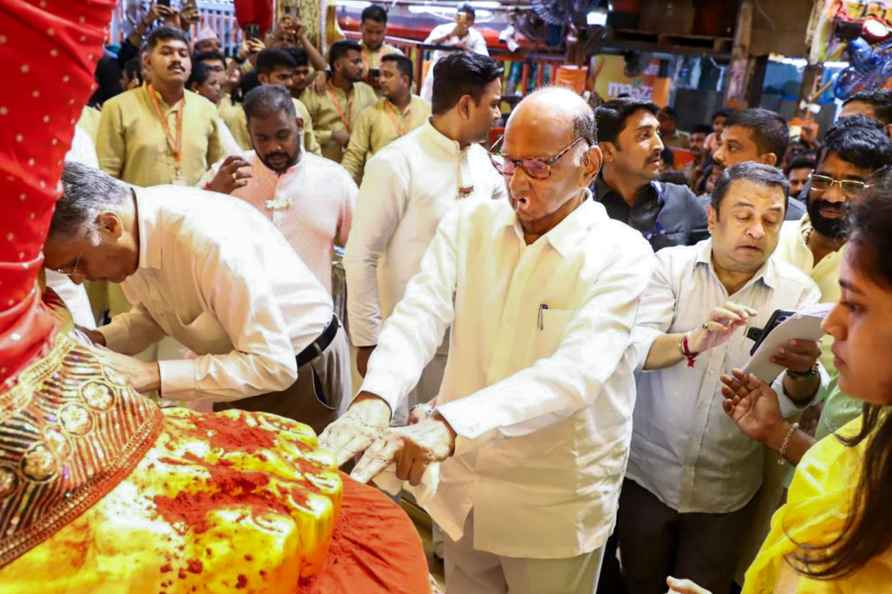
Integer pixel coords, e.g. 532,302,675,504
680,334,698,368
777,421,799,465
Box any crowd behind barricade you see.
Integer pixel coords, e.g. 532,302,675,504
41,2,892,592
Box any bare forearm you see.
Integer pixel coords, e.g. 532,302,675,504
300,34,328,72
643,333,686,370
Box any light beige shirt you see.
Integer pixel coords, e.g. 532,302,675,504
343,120,508,347
98,186,333,402
362,197,655,557
219,97,322,156
341,95,431,183
361,42,404,70
77,105,101,144
301,81,377,161
97,85,228,186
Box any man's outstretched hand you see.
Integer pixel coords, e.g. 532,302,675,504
318,392,391,467
351,414,456,486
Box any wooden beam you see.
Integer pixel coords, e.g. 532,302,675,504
724,0,754,108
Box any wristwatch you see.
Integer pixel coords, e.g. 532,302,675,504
787,365,819,380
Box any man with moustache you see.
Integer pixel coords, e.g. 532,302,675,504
592,98,708,251
712,108,806,220
96,27,230,187
301,40,377,162
325,86,655,594
618,163,823,594
357,5,404,93
341,54,431,184
203,84,355,423
343,52,507,423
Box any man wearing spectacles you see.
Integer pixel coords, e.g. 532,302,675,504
591,98,708,251
323,87,655,594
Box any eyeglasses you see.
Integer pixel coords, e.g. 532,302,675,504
489,136,587,180
809,174,870,197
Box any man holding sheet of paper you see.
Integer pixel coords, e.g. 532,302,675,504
617,163,824,594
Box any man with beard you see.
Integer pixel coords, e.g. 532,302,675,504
341,54,431,184
357,5,404,93
301,40,377,161
203,84,354,421
96,27,230,187
591,98,707,251
712,108,806,220
343,52,507,423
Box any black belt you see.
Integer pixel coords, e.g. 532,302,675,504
296,315,339,367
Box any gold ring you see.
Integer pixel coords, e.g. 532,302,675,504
702,322,710,330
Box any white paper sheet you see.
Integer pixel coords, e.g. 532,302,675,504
743,303,835,383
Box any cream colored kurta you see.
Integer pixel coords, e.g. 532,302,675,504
219,97,322,156
361,41,404,71
340,95,430,183
77,105,101,144
300,81,377,162
97,85,227,186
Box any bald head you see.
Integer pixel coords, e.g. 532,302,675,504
506,87,597,147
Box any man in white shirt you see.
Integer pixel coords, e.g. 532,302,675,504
324,87,655,594
344,51,507,423
620,163,824,594
203,84,355,417
44,162,343,434
420,4,489,103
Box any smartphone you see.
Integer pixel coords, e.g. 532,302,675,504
746,309,794,356
157,0,171,7
368,68,380,78
246,23,260,40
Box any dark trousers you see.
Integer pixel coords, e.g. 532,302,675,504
616,479,757,594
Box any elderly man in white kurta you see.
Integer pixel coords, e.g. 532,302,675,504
44,163,342,434
343,51,507,424
323,88,655,594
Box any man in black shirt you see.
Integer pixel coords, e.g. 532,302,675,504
592,98,708,251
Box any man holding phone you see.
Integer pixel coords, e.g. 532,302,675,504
357,5,404,93
618,163,823,594
420,4,489,103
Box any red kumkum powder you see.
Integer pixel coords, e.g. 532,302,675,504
188,414,276,453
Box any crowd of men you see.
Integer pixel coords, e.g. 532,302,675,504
46,3,892,593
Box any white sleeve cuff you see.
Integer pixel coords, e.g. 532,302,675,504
158,359,197,398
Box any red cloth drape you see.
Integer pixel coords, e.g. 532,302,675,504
0,0,114,385
233,0,274,37
301,476,432,594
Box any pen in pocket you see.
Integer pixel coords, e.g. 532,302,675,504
538,303,549,330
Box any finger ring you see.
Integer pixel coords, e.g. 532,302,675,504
702,322,710,330
231,172,238,181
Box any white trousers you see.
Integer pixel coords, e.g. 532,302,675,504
444,513,605,594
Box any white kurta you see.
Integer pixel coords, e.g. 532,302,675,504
98,186,332,401
360,197,655,558
343,120,506,349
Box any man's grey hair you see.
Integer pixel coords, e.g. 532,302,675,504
711,162,790,214
574,107,597,146
51,162,130,240
244,84,296,122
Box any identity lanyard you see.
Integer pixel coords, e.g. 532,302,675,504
326,84,353,133
147,85,185,174
384,100,409,137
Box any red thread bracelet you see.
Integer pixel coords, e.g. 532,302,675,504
681,334,698,368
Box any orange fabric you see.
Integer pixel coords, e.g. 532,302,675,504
302,476,431,594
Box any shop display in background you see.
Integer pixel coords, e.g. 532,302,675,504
808,0,892,62
589,54,670,106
